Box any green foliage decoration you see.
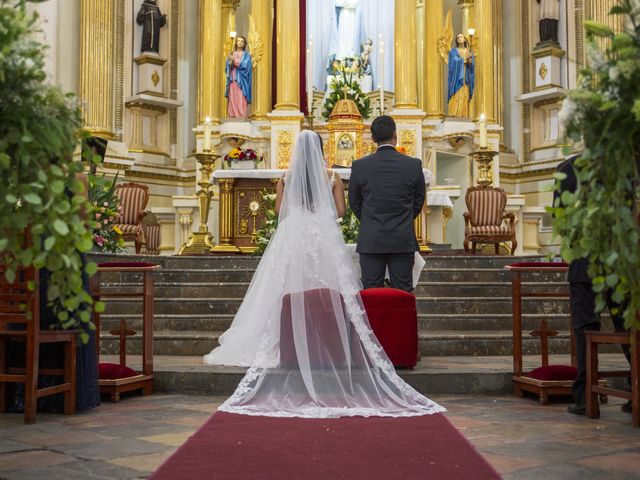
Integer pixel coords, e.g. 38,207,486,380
550,0,640,329
252,190,360,255
322,62,372,121
0,1,100,340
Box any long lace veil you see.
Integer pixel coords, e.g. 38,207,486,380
207,131,444,418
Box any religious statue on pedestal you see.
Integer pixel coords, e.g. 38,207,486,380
537,0,560,45
360,38,373,76
136,0,167,54
225,36,252,119
439,11,475,119
327,0,364,70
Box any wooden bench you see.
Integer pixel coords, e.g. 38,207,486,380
90,262,159,402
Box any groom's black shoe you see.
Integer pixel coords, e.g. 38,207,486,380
567,403,586,416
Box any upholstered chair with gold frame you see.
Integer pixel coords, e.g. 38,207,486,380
463,186,517,255
114,183,149,254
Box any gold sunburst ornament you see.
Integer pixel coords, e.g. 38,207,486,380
242,194,265,243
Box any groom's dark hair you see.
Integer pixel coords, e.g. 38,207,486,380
371,115,396,144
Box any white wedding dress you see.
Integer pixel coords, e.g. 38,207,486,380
204,130,444,418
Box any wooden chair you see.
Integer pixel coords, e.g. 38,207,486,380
114,182,149,254
464,186,517,255
586,329,639,427
90,262,159,402
0,265,77,424
505,262,576,404
142,212,161,256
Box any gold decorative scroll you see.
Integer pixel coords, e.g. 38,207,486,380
277,131,294,169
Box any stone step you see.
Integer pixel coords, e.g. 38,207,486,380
104,354,629,396
96,281,568,299
99,329,575,357
99,312,576,334
101,296,569,316
421,268,566,283
89,253,545,272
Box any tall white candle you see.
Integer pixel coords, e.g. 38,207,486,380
203,116,212,152
307,40,313,114
379,37,384,114
479,113,488,148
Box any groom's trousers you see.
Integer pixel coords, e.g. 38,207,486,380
360,253,414,293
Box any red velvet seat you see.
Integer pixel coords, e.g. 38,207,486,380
360,288,418,369
280,288,355,368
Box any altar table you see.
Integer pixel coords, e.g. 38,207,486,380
211,168,433,254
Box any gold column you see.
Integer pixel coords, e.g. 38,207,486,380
585,0,624,54
250,0,273,119
458,0,476,42
275,0,300,110
198,0,223,124
78,0,115,139
475,0,496,123
220,0,240,119
394,0,418,109
213,178,241,253
424,0,444,119
416,0,425,111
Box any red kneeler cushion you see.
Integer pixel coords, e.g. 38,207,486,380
99,362,140,380
526,365,577,381
360,288,418,369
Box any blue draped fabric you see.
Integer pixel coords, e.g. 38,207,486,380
447,48,475,102
225,51,253,104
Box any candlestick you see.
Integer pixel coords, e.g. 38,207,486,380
203,116,212,152
379,37,384,114
478,113,488,148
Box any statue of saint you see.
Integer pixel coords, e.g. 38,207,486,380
327,0,364,72
446,34,475,118
537,0,560,44
136,0,167,54
225,36,252,119
438,11,475,118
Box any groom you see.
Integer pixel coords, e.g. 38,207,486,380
348,115,426,292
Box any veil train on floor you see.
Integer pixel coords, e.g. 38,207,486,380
204,130,444,418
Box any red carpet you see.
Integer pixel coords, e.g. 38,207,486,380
151,412,500,480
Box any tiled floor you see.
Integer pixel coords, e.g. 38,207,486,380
0,393,637,479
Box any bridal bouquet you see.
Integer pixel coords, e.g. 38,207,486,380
552,0,640,329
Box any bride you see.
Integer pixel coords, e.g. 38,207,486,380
204,130,444,418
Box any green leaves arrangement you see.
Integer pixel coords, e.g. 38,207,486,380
552,0,640,329
322,66,372,121
0,1,99,339
339,206,360,244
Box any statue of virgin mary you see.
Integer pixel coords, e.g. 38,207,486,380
327,0,364,67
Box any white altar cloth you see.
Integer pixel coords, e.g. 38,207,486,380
427,191,454,208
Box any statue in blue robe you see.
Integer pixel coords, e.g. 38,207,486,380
225,36,252,119
447,33,475,118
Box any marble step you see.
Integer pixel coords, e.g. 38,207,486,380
95,281,568,299
99,329,576,357
98,267,566,287
89,253,545,272
101,296,569,316
105,354,630,396
99,312,580,334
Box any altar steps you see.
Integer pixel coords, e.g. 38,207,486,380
91,253,581,358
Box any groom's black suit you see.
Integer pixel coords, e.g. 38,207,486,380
348,145,426,292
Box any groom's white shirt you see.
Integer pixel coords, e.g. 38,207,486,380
376,144,395,150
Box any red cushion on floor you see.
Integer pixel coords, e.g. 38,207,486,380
98,262,158,268
99,362,140,379
507,262,569,268
526,364,577,381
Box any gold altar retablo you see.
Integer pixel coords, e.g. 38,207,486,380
327,99,364,168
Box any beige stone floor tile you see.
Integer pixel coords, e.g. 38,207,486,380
480,452,547,475
107,450,176,473
0,450,75,472
576,451,640,474
139,430,195,447
7,429,112,448
164,414,211,428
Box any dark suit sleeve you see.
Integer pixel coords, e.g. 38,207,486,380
348,162,363,219
553,156,578,208
413,160,426,219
